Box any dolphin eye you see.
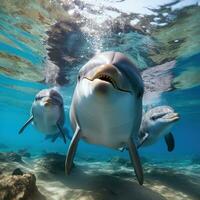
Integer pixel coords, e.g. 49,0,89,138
77,75,81,81
151,116,157,120
35,96,43,101
151,113,167,121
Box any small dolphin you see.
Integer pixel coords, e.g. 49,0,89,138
138,106,180,151
65,51,144,185
19,88,70,143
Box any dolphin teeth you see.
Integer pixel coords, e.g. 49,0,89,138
97,74,114,83
93,73,119,89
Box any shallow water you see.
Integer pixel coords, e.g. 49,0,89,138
0,0,200,200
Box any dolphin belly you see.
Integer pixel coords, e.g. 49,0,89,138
75,90,135,148
32,105,61,134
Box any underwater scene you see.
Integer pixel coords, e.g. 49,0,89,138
0,0,200,199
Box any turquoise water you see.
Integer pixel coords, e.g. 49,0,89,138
0,1,200,200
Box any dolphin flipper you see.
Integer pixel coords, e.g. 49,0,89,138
118,147,126,152
65,125,81,175
165,132,175,152
63,128,72,140
18,116,34,134
137,132,149,149
45,128,72,143
128,138,143,185
45,134,59,142
57,123,67,144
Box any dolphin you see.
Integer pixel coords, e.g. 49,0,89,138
19,88,70,143
138,106,180,151
65,51,144,185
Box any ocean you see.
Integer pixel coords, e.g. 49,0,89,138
0,0,200,200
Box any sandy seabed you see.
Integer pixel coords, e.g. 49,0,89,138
0,152,199,200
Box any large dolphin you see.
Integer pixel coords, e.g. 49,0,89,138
19,88,70,143
65,51,144,185
138,106,180,151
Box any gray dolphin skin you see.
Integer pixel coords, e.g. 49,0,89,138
19,88,68,144
138,106,180,151
66,51,144,185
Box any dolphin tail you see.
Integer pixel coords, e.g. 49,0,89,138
18,116,34,134
65,125,81,175
128,137,144,185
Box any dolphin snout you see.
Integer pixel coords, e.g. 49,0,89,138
171,112,180,121
85,64,119,83
164,112,180,122
94,65,119,80
43,98,53,107
84,64,132,93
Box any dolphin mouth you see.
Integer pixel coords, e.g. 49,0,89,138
84,73,131,93
163,112,180,122
43,98,53,107
38,96,62,107
95,74,117,88
43,98,61,106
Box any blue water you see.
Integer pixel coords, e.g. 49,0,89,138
0,0,200,199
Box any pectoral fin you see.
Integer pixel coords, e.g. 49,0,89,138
165,132,175,152
128,137,143,185
45,134,59,143
63,127,72,140
18,116,34,134
57,123,66,144
137,132,149,149
118,147,125,152
65,125,81,175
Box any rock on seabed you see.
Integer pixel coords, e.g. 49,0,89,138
0,173,46,200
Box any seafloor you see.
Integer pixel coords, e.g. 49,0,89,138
0,151,199,200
